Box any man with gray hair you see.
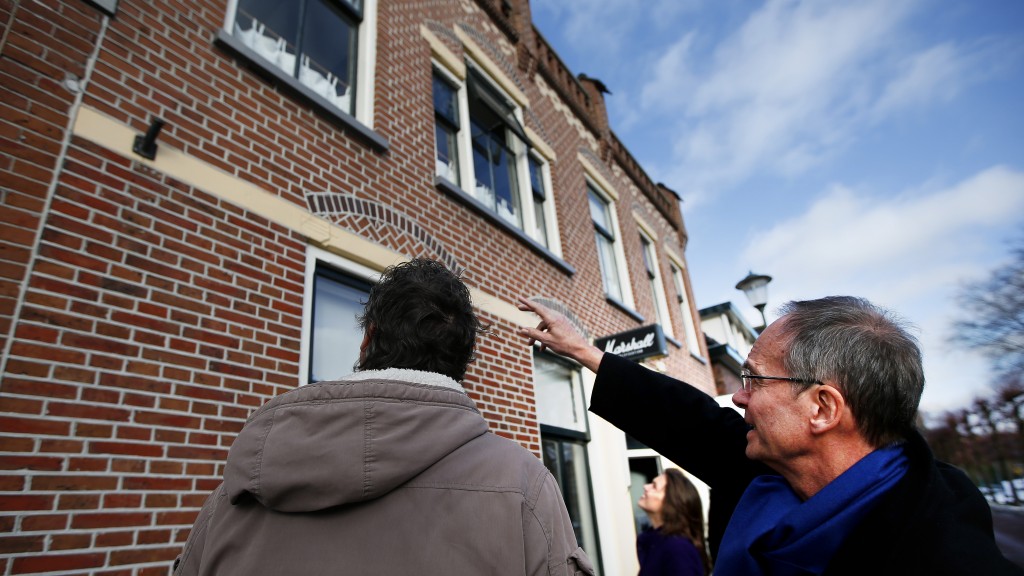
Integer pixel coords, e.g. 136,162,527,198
518,295,1020,575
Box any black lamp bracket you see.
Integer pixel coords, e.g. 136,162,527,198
133,117,166,160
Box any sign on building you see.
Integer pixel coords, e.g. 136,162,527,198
594,324,668,362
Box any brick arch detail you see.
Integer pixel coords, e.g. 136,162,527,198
305,192,462,272
523,296,591,341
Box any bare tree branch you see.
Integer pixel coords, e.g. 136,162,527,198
951,231,1024,379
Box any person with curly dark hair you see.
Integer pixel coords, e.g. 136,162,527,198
355,257,483,380
636,469,711,576
174,259,594,576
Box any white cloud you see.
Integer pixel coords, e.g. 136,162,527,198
736,166,1024,413
742,166,1024,290
632,0,1014,199
531,0,702,69
871,43,968,118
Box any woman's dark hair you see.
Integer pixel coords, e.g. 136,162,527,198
356,258,486,381
661,469,712,574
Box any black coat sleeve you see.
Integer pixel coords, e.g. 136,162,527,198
588,353,776,559
589,353,771,489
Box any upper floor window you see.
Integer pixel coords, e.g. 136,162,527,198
433,72,461,186
468,68,528,227
528,155,550,249
432,64,558,253
670,262,702,357
229,0,362,115
640,234,673,338
588,184,625,302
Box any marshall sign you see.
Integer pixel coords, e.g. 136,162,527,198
594,324,668,362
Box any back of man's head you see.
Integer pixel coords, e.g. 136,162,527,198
357,258,483,381
777,296,924,447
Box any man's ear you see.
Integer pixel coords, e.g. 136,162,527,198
359,324,375,360
809,383,846,435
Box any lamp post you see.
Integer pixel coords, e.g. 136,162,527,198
735,271,772,332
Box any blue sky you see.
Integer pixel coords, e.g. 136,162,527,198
530,0,1024,417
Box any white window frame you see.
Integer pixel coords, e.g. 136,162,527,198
298,246,378,386
668,256,703,358
431,60,560,255
638,229,674,339
587,179,634,309
222,0,378,128
533,350,602,573
526,150,562,254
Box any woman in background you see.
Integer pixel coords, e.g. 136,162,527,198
636,468,711,576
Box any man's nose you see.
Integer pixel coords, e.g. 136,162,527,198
732,388,750,409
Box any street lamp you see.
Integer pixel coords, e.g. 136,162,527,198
735,271,772,331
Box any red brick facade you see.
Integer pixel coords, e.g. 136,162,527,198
0,0,714,573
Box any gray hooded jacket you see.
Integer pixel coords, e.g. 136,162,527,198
173,368,594,575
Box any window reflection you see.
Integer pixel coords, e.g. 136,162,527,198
233,0,356,114
310,268,371,382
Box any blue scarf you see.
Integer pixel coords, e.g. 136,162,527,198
715,444,908,576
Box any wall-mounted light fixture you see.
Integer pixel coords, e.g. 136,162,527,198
735,271,773,332
132,117,166,161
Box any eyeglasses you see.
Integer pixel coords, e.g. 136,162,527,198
740,372,822,393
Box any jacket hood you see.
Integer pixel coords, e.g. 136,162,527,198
222,369,488,512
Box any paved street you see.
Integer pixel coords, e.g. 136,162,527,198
993,505,1024,569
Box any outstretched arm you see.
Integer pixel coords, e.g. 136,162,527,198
516,298,604,373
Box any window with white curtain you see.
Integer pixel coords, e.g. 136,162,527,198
227,0,367,116
431,63,559,253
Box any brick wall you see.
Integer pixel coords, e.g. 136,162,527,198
0,0,714,573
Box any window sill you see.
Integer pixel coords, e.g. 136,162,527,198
435,177,575,277
214,29,389,153
666,335,682,349
540,423,590,442
605,296,644,323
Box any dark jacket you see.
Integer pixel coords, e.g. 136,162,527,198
636,527,704,576
590,353,1021,576
174,368,594,576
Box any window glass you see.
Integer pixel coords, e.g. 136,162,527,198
595,234,622,301
535,351,599,570
300,0,356,111
233,0,356,114
672,264,702,356
528,156,548,247
543,437,601,573
433,73,460,184
310,268,371,382
470,104,522,227
436,65,559,253
433,74,459,125
535,353,586,433
588,188,611,233
642,236,667,328
589,187,623,301
467,70,525,228
640,236,654,277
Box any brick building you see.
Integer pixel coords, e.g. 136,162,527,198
0,0,715,573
